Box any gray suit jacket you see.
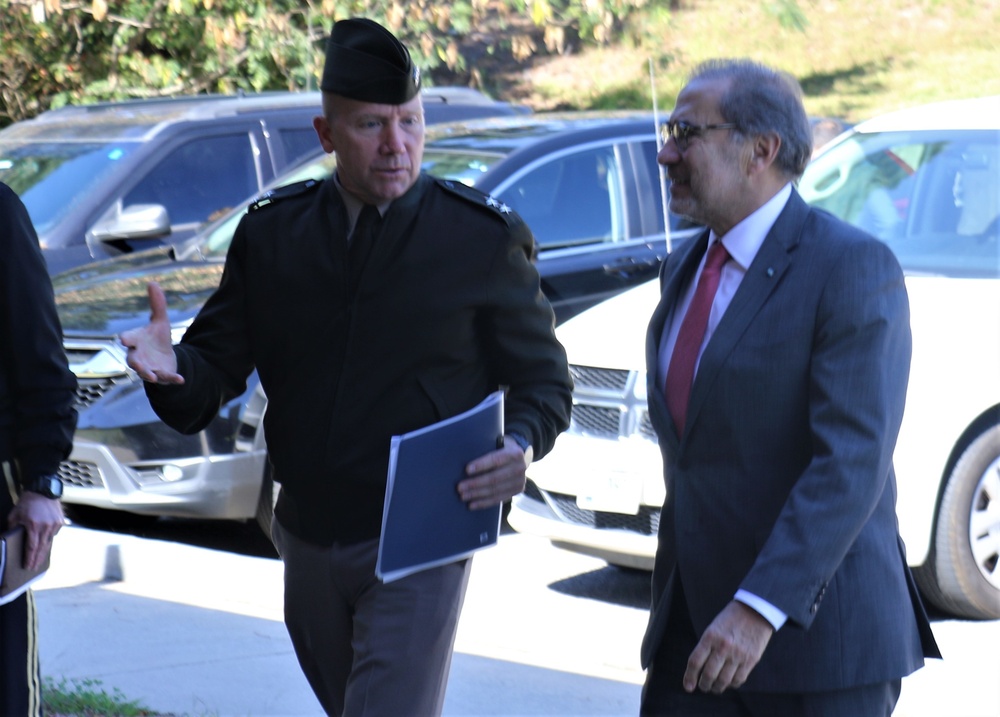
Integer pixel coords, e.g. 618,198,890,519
641,190,940,692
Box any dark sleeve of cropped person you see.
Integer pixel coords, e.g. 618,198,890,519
0,182,77,552
0,181,77,717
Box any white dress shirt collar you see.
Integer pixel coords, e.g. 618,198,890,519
710,182,793,269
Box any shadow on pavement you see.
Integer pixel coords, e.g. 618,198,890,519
548,565,651,610
64,506,279,559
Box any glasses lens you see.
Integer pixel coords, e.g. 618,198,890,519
662,121,696,149
675,122,694,147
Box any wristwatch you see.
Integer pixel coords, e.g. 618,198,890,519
506,432,534,468
22,474,64,500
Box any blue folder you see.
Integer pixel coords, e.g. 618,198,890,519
376,390,504,583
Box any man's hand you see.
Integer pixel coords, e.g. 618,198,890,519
120,281,184,385
457,435,530,510
7,492,65,570
684,600,774,693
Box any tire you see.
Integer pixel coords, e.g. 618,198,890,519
914,424,1000,620
254,460,279,538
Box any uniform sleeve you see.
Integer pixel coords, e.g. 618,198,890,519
145,215,256,434
481,215,573,460
0,184,78,480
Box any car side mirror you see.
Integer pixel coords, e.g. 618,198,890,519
89,203,171,243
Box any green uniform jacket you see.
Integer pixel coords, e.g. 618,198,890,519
147,173,572,545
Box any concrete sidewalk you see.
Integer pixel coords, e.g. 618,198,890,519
34,524,643,716
33,524,1000,717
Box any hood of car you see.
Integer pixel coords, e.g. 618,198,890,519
54,248,223,337
555,278,659,371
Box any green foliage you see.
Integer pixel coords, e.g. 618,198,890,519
520,0,1000,124
3,0,993,130
764,0,808,32
42,676,153,716
0,0,656,126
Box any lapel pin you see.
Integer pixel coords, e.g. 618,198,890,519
767,267,775,277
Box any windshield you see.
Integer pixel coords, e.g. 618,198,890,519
0,141,139,237
421,148,506,186
195,148,509,259
800,129,1000,278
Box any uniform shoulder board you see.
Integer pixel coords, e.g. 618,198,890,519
249,179,321,212
434,177,520,226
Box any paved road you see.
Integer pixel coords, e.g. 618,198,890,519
33,518,1000,716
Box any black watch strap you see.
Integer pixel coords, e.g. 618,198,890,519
22,474,64,499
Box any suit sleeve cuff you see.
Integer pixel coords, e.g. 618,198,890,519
735,589,788,631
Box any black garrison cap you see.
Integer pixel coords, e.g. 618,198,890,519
320,18,421,104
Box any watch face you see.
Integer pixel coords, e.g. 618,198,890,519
28,476,63,499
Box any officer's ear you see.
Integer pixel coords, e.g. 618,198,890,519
313,115,336,155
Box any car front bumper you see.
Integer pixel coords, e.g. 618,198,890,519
61,437,267,520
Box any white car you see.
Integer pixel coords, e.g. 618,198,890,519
508,95,1000,620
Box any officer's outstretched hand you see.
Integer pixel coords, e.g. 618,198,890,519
120,281,185,385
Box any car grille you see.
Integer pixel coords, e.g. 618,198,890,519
570,364,630,391
525,479,660,536
64,339,134,410
58,460,103,489
75,376,123,409
568,363,653,441
572,404,622,437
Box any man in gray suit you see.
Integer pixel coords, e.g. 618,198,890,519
641,59,940,716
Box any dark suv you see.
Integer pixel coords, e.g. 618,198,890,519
52,112,700,531
0,88,524,274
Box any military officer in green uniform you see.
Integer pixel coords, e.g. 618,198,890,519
121,17,572,716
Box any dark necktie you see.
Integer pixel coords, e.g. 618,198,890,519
665,242,730,435
349,204,382,290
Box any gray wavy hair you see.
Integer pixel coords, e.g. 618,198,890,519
689,59,813,179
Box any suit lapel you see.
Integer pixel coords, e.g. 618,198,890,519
684,192,812,436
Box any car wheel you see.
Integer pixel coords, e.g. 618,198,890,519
254,460,279,537
915,424,1000,620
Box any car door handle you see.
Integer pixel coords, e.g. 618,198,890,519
603,257,658,277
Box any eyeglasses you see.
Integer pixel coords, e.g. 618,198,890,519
659,120,737,151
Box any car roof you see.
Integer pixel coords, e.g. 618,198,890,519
853,95,1000,133
0,87,522,144
0,92,324,142
424,111,659,163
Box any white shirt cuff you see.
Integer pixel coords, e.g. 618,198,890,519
735,589,788,631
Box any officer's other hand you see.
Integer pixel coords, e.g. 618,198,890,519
120,281,184,385
458,437,530,510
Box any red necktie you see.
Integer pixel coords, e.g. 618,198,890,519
665,242,730,435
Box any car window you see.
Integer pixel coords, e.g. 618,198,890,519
498,146,625,250
800,129,1000,278
123,133,257,226
422,149,506,186
0,141,139,235
278,128,321,168
634,139,704,237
